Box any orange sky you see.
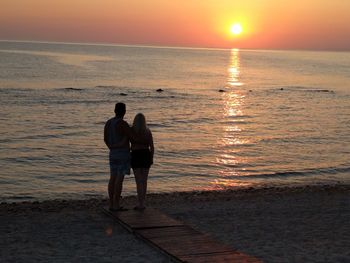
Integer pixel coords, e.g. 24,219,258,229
1,0,349,50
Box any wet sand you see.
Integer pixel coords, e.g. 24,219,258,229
1,185,349,262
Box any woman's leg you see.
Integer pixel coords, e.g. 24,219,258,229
139,168,150,208
133,168,144,208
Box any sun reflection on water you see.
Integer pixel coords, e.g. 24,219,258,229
226,48,243,87
211,49,253,189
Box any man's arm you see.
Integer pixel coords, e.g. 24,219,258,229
104,120,111,149
121,121,149,144
119,120,132,138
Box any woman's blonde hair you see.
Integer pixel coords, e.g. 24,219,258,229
132,113,147,134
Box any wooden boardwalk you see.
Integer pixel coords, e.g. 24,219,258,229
103,207,261,263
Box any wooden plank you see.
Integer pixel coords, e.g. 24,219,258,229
181,251,262,263
103,207,262,262
102,207,184,230
136,226,262,262
136,225,201,239
136,226,238,256
102,207,134,232
145,237,235,256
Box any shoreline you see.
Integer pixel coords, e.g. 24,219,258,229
1,183,349,210
2,184,349,262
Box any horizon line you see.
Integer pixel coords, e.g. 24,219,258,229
0,39,349,53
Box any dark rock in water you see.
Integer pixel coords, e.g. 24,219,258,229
280,88,284,90
64,87,83,91
156,88,164,92
170,96,175,98
119,93,127,96
219,89,226,92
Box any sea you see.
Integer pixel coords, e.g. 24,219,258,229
0,41,349,202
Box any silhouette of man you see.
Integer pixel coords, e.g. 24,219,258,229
104,102,131,211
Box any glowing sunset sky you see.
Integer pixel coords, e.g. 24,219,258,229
1,0,349,50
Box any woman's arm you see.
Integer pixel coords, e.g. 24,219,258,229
149,130,154,163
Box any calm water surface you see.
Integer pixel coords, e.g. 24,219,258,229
0,41,349,202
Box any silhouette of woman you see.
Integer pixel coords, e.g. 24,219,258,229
130,113,154,210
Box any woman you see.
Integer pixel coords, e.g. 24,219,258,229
131,113,154,210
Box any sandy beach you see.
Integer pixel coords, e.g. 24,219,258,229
1,184,349,262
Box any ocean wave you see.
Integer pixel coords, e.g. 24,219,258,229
66,178,103,184
93,85,198,97
148,123,173,128
5,195,34,200
0,87,33,93
5,131,85,141
140,95,177,99
221,120,251,125
95,85,118,88
225,115,252,119
277,86,334,93
36,99,112,105
233,165,350,179
95,121,107,125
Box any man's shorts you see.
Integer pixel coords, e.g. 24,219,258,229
109,149,131,176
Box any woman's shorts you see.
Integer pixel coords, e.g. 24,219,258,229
131,149,153,169
109,149,131,176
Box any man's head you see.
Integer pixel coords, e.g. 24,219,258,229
114,102,126,117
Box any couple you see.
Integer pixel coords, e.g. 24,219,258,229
104,102,154,211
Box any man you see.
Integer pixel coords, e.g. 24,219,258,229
104,102,131,211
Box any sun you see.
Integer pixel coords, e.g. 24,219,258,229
230,23,243,35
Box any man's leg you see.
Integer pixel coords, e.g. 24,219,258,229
108,175,116,209
112,172,125,209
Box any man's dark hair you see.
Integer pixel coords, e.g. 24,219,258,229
114,102,126,117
